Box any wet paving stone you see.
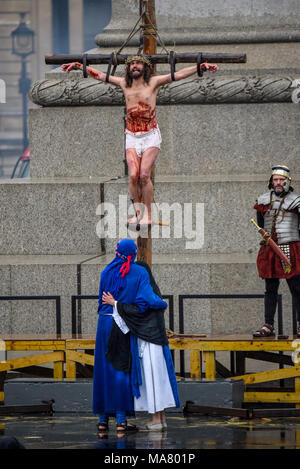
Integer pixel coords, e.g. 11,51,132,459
1,413,300,450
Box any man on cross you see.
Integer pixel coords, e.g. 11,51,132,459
62,55,218,225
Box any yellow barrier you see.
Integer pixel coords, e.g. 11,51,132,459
0,334,300,406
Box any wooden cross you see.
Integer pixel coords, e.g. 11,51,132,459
44,0,246,266
137,0,156,266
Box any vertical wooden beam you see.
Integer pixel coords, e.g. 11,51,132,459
204,351,216,380
137,0,157,266
65,351,77,379
66,360,76,380
190,350,202,380
141,0,157,72
137,226,153,265
53,361,64,380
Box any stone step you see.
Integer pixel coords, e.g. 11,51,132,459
1,175,300,256
102,175,300,255
3,378,244,412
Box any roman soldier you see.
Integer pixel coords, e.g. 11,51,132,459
253,165,300,337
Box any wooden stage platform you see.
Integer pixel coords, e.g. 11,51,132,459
1,334,300,407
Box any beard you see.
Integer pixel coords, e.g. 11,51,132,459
129,68,143,80
274,185,284,195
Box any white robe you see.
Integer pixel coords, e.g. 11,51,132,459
113,303,176,414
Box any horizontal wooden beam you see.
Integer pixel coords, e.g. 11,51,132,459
0,351,64,372
45,52,247,66
169,338,294,351
66,350,94,366
66,339,95,350
3,340,65,351
233,364,300,385
244,392,300,403
252,408,300,418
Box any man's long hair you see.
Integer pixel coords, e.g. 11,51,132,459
125,63,152,88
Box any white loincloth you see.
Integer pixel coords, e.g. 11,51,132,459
125,126,162,158
134,338,176,414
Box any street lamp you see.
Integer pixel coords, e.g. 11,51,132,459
11,12,35,152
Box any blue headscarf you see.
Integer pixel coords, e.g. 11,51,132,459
98,239,137,311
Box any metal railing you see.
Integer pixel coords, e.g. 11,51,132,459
71,295,98,334
71,294,174,335
178,294,284,377
1,292,298,380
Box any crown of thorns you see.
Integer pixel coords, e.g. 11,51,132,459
125,55,152,67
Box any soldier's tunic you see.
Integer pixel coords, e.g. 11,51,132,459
254,191,300,279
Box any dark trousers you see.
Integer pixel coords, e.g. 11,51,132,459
264,274,300,326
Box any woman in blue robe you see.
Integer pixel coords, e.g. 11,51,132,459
93,239,167,432
103,260,180,431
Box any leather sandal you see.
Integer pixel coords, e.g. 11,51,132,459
253,324,275,338
97,422,109,432
116,422,138,433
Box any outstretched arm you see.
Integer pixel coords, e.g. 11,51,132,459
153,63,219,87
61,62,123,87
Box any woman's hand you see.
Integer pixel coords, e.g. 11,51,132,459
102,291,116,307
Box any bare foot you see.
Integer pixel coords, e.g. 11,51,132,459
127,215,140,224
138,215,152,225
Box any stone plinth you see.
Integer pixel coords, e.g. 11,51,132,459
0,179,103,255
3,176,300,256
29,107,124,179
29,102,300,178
0,252,295,337
99,0,300,35
177,379,244,409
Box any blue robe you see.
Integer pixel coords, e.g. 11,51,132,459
93,260,167,417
